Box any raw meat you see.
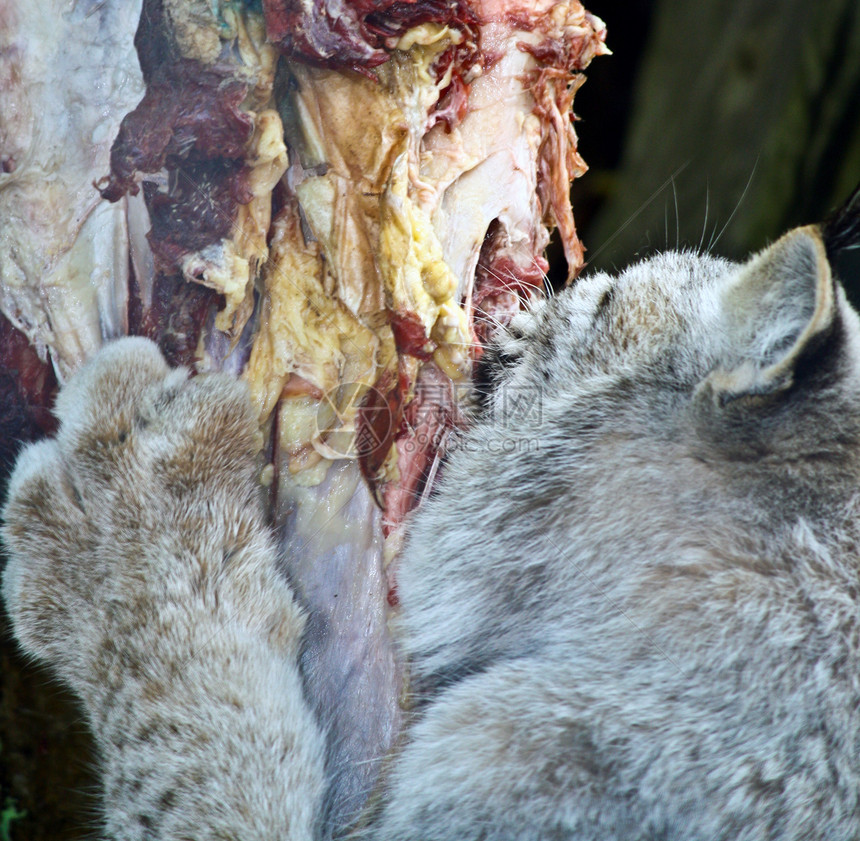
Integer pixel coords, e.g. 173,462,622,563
0,0,606,832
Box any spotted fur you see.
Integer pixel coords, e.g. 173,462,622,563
2,339,324,840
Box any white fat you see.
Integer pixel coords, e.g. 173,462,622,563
0,0,144,378
421,22,545,300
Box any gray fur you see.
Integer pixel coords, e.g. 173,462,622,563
4,223,860,839
382,226,860,839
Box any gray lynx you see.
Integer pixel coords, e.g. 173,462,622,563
4,189,860,840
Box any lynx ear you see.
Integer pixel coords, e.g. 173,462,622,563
699,225,836,405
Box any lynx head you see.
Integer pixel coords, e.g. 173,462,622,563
478,192,860,455
392,189,860,701
466,187,860,542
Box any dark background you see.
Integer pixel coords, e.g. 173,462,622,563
2,1,860,837
571,0,860,288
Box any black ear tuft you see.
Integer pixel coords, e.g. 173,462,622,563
822,183,860,262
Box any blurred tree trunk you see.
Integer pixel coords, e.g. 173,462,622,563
586,0,860,281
